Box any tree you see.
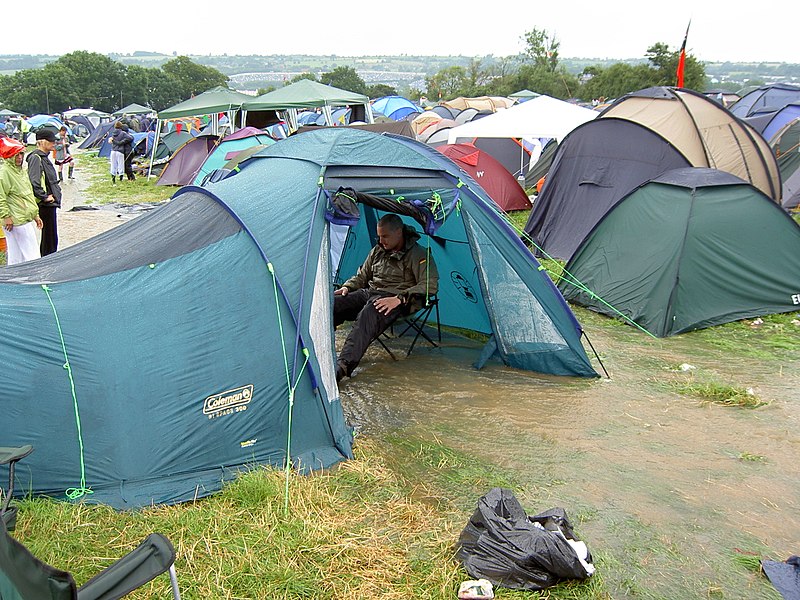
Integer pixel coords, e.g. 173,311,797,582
425,66,471,100
578,62,657,101
522,27,560,73
0,69,52,115
161,56,228,98
645,42,705,89
511,64,580,99
366,84,397,99
51,51,125,112
319,66,366,95
140,68,185,112
290,73,317,84
576,43,707,101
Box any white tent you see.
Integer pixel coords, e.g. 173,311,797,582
446,95,598,144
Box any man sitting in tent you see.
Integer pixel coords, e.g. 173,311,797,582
334,213,438,382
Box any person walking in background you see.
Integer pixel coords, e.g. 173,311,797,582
0,138,42,264
54,126,74,182
109,120,133,184
18,116,30,144
26,129,62,256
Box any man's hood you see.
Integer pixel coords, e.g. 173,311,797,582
402,224,421,249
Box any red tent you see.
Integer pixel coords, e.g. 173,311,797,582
437,143,531,211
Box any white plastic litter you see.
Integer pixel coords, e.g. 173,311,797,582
458,579,494,599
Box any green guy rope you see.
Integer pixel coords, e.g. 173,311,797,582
267,263,313,515
41,285,93,500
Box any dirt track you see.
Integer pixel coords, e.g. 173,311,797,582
57,171,129,248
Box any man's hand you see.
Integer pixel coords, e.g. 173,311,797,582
374,296,402,315
3,217,13,232
334,287,349,296
35,216,43,229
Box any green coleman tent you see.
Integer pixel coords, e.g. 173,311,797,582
0,128,595,508
241,79,373,131
560,168,800,337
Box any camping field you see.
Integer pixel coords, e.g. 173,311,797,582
5,150,800,599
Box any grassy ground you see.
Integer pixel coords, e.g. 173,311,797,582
80,151,173,205
4,162,799,599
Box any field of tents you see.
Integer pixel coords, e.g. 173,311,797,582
0,81,799,598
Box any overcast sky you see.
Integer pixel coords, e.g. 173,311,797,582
9,1,797,64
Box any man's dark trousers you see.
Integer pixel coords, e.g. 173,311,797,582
39,205,58,256
334,289,409,375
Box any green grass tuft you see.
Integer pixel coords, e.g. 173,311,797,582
666,379,767,408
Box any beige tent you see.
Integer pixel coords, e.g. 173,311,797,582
442,96,514,112
410,111,443,136
600,87,781,201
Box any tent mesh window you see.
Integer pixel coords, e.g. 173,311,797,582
464,213,567,353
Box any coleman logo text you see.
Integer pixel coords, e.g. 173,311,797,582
203,385,253,419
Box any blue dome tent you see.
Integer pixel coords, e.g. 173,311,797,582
0,128,596,509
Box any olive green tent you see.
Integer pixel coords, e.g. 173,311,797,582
560,168,800,337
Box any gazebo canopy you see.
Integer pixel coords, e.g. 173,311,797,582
241,79,369,111
158,87,252,120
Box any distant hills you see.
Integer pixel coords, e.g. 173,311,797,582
2,53,798,94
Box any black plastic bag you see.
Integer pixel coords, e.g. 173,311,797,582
456,488,593,591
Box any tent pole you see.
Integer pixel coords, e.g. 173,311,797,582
582,331,610,378
147,119,161,180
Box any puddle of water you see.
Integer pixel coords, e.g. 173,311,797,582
339,325,800,598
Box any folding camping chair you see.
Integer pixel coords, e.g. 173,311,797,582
0,519,181,600
376,294,441,360
0,444,33,532
0,443,181,600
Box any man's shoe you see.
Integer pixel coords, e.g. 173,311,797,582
336,365,347,383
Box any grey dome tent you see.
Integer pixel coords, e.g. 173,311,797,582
559,168,800,337
0,127,596,510
523,118,692,260
730,83,800,118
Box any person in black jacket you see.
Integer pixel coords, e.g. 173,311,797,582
109,120,133,184
26,129,62,256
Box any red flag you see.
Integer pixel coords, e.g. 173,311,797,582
676,21,691,88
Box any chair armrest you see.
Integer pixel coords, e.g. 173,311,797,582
77,533,176,600
0,446,33,466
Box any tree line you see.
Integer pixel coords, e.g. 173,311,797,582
0,29,705,116
420,30,705,102
0,52,228,115
265,29,705,104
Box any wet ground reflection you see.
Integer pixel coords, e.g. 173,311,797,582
339,324,800,597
